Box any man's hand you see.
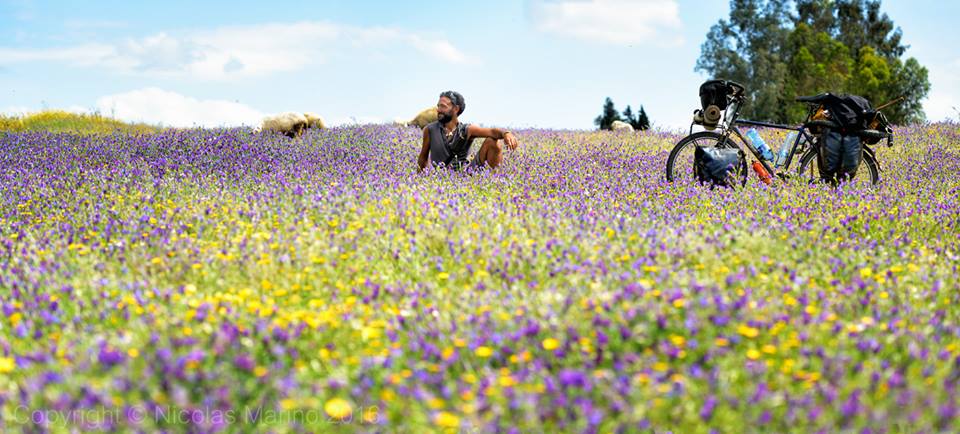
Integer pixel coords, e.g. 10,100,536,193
503,131,519,150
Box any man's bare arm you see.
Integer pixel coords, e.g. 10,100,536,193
466,125,518,149
418,127,431,171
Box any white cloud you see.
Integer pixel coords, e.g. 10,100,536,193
528,0,683,46
0,21,474,80
408,38,470,64
349,27,471,64
95,88,264,127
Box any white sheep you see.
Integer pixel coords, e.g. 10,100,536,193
303,112,325,130
395,107,438,129
611,120,634,132
260,112,325,137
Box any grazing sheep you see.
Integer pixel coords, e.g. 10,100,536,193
397,107,439,129
261,112,306,137
303,112,325,130
260,112,325,137
611,120,634,132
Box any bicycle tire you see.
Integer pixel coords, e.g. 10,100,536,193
665,131,748,186
795,146,880,186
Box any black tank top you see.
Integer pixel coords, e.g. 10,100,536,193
426,121,471,166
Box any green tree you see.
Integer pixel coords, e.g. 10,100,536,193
884,57,930,123
698,0,929,124
796,0,836,33
594,98,622,130
835,0,905,59
696,0,793,122
622,105,636,128
637,106,651,130
783,23,852,121
837,0,928,122
848,46,891,100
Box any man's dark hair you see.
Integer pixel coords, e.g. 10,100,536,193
440,91,465,115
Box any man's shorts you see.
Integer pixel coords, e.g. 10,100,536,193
446,153,486,171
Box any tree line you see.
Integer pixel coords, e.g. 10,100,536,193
595,98,651,131
696,0,929,124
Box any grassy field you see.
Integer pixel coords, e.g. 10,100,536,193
0,110,160,135
0,123,959,432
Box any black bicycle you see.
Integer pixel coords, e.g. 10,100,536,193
665,80,893,186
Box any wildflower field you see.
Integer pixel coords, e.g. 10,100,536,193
1,124,959,432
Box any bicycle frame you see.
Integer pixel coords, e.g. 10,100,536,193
690,97,819,178
729,119,817,176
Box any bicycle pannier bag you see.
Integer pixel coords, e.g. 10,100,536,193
695,146,744,187
698,80,737,129
699,80,732,111
800,93,875,131
819,131,862,182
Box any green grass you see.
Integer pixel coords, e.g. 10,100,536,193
0,110,161,134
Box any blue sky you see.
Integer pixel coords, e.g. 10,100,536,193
1,0,956,130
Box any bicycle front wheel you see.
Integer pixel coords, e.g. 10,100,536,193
796,147,880,186
666,131,748,186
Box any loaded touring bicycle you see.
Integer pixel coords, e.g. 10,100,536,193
665,79,895,187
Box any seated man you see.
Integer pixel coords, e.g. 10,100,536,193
417,90,519,171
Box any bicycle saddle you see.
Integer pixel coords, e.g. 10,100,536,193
795,94,831,103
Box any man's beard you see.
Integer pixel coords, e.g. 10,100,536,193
438,112,453,123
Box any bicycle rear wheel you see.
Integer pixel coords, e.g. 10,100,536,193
796,146,880,186
666,131,748,186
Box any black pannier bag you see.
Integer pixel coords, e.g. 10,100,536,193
825,94,872,130
699,80,733,111
694,146,744,187
800,93,877,182
819,131,862,183
697,80,744,130
802,93,874,131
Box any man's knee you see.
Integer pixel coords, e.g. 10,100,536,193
483,138,502,153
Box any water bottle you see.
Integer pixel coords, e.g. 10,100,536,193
751,161,772,185
745,128,775,162
777,132,797,167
